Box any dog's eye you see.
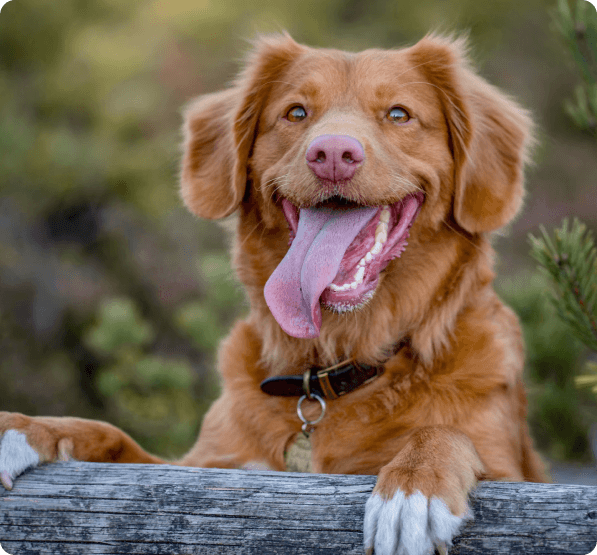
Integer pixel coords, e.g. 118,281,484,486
286,105,307,122
387,107,410,123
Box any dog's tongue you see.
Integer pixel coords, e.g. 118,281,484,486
264,205,377,338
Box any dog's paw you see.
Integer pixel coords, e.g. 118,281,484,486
363,489,470,555
0,430,41,490
363,427,482,555
0,413,74,490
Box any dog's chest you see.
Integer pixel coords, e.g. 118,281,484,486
278,391,413,476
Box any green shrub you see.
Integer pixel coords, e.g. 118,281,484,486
498,274,594,460
84,296,211,458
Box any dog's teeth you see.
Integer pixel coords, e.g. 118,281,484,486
350,281,357,290
375,222,388,244
365,252,373,262
375,230,387,244
371,242,383,255
330,284,341,291
380,209,390,224
358,257,366,266
355,266,365,284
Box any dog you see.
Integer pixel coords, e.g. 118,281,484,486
0,33,547,554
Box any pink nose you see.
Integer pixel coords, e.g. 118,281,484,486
306,134,364,183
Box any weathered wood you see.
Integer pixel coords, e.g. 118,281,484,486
0,462,595,554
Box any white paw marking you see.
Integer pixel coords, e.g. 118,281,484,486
363,490,469,555
0,430,40,486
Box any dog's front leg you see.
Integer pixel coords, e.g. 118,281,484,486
0,412,164,490
363,425,484,555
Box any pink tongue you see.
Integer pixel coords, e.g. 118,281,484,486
264,206,377,338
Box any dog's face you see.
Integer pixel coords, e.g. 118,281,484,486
181,34,532,355
252,48,447,338
251,47,449,212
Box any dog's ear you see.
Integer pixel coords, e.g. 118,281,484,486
411,36,534,234
180,34,302,220
180,89,240,219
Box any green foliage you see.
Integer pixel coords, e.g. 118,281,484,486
518,218,597,459
199,253,247,319
499,274,584,384
551,0,597,136
174,253,246,352
544,0,597,459
96,352,202,458
498,274,591,459
529,219,597,413
84,298,156,356
84,297,208,458
175,302,224,352
530,380,590,460
0,0,181,218
529,219,597,352
565,83,597,133
97,356,194,397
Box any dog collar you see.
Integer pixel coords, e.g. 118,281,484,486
260,339,407,400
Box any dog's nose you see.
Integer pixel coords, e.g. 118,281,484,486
306,134,364,183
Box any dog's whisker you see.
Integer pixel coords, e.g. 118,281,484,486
386,170,425,198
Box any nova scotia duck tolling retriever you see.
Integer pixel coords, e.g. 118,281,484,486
0,33,547,555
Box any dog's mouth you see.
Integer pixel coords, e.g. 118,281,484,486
264,192,424,339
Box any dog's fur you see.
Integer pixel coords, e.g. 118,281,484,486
1,33,547,554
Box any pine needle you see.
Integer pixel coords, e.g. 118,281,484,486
529,218,597,351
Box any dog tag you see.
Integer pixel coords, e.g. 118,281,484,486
284,433,312,473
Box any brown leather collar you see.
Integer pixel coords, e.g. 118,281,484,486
260,339,407,400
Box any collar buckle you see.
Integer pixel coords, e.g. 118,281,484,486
314,359,356,400
315,359,384,400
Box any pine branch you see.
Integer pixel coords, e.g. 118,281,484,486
551,0,597,136
529,218,597,352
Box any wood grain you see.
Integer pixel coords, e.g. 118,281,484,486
0,462,595,554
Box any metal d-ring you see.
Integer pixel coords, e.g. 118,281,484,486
297,394,326,435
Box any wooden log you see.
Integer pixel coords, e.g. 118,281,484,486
0,462,596,554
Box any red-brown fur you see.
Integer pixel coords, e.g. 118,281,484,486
1,34,547,516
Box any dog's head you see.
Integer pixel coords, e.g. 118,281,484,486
180,34,533,360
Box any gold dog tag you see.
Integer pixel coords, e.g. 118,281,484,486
284,433,312,473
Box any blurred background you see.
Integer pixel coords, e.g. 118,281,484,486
0,0,596,478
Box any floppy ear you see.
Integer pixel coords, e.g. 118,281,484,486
180,89,241,219
180,33,303,220
411,36,534,234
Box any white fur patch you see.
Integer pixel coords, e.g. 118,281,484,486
0,430,40,482
363,490,469,555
